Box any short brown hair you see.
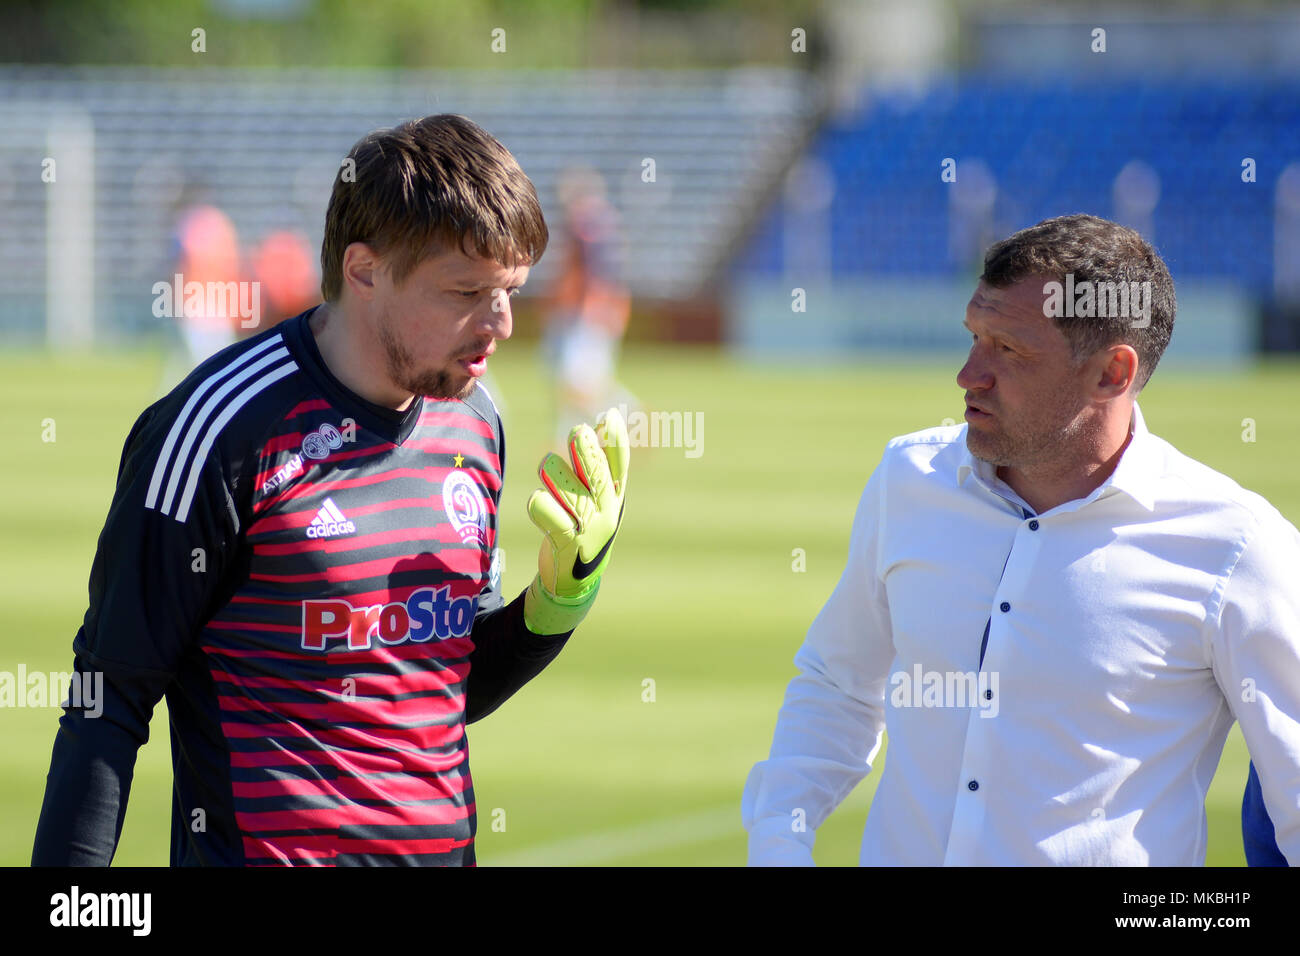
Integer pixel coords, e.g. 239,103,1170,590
320,114,547,302
980,214,1176,390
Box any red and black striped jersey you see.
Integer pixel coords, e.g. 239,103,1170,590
33,308,570,867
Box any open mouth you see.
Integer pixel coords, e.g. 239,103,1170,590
459,346,494,378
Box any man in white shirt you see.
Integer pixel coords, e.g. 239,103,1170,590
743,213,1300,866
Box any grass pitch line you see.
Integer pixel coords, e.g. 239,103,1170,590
482,805,739,866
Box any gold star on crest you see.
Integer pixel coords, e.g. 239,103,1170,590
453,453,465,468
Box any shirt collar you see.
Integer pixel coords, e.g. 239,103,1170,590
957,401,1159,514
1104,401,1159,512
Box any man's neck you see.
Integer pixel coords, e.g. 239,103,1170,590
996,409,1135,514
309,303,416,412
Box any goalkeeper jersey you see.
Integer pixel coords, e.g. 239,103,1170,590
33,308,569,867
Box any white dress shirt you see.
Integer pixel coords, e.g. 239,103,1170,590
743,403,1300,865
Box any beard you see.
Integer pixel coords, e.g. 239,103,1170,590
376,308,477,401
965,389,1093,470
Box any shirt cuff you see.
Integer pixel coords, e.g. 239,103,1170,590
745,815,817,867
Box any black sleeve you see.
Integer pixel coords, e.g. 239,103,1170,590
32,404,240,866
463,408,573,723
465,592,571,724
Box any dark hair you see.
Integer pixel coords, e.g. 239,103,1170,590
980,214,1175,390
320,114,547,302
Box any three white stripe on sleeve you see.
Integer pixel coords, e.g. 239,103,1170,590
145,334,298,523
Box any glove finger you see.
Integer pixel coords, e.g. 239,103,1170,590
527,487,577,539
569,422,615,513
594,407,630,495
538,452,590,531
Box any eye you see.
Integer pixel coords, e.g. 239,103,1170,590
1000,343,1014,353
458,289,480,298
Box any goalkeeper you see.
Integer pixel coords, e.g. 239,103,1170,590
33,114,628,867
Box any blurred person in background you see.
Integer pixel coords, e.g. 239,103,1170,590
172,203,245,364
248,228,321,336
541,166,634,444
1244,761,1287,864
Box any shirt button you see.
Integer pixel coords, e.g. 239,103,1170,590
1000,601,1011,613
968,780,979,791
1028,520,1039,531
984,689,993,700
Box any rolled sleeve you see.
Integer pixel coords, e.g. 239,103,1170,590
743,458,895,865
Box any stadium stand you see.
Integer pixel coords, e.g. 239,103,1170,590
735,76,1300,293
0,65,815,343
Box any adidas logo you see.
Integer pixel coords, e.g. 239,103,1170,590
306,497,357,539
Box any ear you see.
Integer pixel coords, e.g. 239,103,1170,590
341,242,380,301
1093,343,1139,398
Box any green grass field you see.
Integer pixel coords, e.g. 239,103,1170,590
2,342,1296,866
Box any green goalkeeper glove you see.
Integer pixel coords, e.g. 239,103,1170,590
523,407,630,635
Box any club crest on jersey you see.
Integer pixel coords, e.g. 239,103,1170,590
443,470,488,545
301,422,344,460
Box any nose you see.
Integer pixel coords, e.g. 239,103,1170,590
956,343,991,392
484,288,513,340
